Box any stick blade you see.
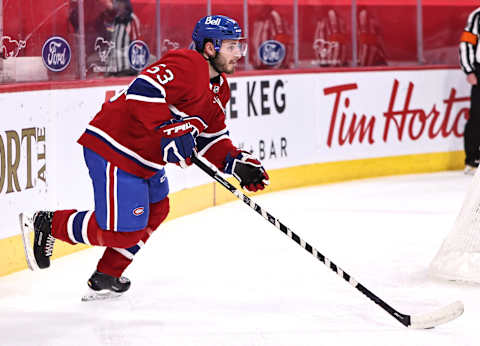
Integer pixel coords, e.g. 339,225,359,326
409,301,464,329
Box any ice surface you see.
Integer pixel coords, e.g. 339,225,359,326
0,171,476,346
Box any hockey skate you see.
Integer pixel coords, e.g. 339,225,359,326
19,211,55,270
81,270,131,302
464,164,478,176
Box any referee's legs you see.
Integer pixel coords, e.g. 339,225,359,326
465,84,480,167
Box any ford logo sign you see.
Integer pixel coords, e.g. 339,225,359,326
128,40,150,71
258,40,285,66
42,36,71,72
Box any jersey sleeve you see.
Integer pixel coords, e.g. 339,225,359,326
460,9,480,74
196,73,239,171
197,130,240,171
124,51,199,132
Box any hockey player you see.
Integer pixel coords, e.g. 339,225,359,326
20,15,269,301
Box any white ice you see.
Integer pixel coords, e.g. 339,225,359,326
0,171,477,346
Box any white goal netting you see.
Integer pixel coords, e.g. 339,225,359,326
430,168,480,283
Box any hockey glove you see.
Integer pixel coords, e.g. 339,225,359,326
158,117,207,168
224,151,270,192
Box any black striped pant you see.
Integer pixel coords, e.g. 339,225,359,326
465,83,480,167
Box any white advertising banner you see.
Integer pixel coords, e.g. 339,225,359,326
0,68,470,239
224,69,469,170
0,90,51,238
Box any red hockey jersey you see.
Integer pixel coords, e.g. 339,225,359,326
78,49,238,178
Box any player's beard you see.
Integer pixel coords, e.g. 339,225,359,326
212,53,238,74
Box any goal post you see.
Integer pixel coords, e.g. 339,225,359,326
430,168,480,283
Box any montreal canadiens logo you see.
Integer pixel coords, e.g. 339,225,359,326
133,207,145,216
42,36,71,72
258,40,285,66
128,40,150,71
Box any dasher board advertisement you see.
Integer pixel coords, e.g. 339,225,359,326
0,67,469,240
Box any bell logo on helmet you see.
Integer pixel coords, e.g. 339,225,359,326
205,16,221,26
192,15,243,52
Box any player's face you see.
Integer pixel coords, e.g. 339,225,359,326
215,39,248,74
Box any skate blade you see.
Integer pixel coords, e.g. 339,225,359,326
19,213,39,271
81,288,123,302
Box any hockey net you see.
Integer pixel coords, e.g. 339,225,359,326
430,168,480,283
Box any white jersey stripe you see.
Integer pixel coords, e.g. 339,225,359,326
81,211,93,245
197,134,229,156
106,162,111,231
168,104,192,118
113,247,135,260
125,94,166,103
471,11,480,34
466,8,480,31
113,166,118,231
197,128,228,138
87,125,165,171
66,212,78,244
460,43,474,73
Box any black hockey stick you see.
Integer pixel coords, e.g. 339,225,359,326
191,154,463,329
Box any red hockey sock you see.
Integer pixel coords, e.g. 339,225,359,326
95,198,170,278
51,210,77,245
52,210,147,248
148,197,170,231
97,247,133,278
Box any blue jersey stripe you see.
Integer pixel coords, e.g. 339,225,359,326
72,211,87,243
196,131,230,153
127,78,165,99
126,244,141,256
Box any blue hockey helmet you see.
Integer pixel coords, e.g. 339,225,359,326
192,15,245,53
